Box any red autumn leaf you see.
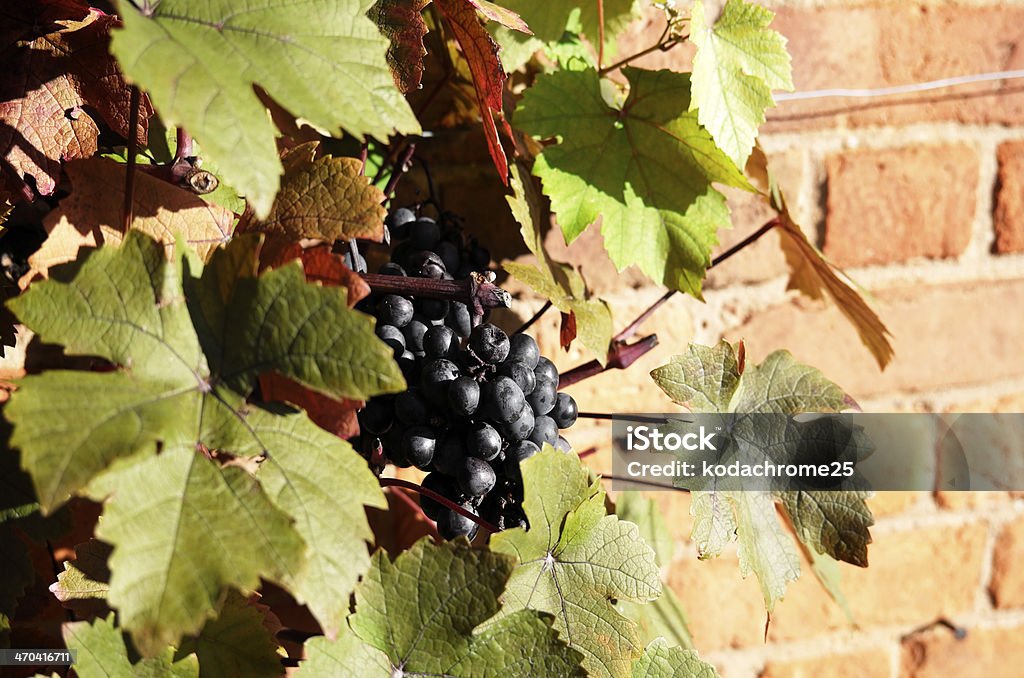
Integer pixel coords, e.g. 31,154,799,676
0,3,152,198
559,311,577,351
258,241,371,439
434,0,514,184
368,0,430,94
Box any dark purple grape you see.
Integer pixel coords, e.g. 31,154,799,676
433,434,467,476
446,301,472,337
411,218,441,249
470,323,510,364
499,360,536,395
387,207,416,239
384,425,409,467
508,333,540,368
419,472,457,521
470,243,490,269
358,399,393,435
402,426,436,469
551,392,578,429
438,504,479,541
504,440,540,476
376,324,405,356
378,295,414,328
418,298,449,321
555,435,573,453
484,376,525,424
458,456,496,496
420,358,460,404
378,262,406,276
534,357,559,385
402,318,429,353
397,350,418,380
424,325,457,358
394,390,429,426
466,422,501,461
499,403,535,442
448,376,480,417
527,377,557,415
434,240,460,272
409,250,446,279
529,415,558,448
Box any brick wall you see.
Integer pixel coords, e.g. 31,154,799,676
507,1,1024,675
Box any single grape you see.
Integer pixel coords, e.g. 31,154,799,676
555,435,572,453
420,358,460,404
446,301,472,337
419,472,457,522
508,333,540,368
433,434,467,476
397,350,418,380
424,325,457,358
387,207,416,239
458,456,496,496
375,324,405,357
534,357,559,386
358,398,393,435
434,240,460,272
411,218,441,249
418,298,449,321
438,504,479,541
499,360,536,395
469,323,510,364
499,403,535,442
409,250,446,279
378,295,414,328
466,421,502,461
378,262,406,276
484,376,526,424
551,392,578,429
394,389,429,426
529,415,558,448
383,425,409,467
504,440,540,476
402,318,429,353
448,376,480,416
527,377,557,415
402,426,436,469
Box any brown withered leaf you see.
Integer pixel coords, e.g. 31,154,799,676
252,142,386,243
434,0,514,184
23,159,233,285
368,0,430,94
257,241,370,439
748,146,893,369
0,4,151,198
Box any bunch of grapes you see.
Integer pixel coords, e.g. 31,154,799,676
355,207,578,540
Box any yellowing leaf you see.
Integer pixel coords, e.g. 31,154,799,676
504,163,612,361
252,143,387,243
25,159,233,285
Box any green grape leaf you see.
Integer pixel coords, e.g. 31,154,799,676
517,67,749,297
491,447,662,678
492,0,638,71
175,591,284,678
64,614,199,678
614,493,694,651
631,639,719,678
650,341,874,611
251,142,387,243
5,232,397,652
52,539,112,602
690,0,793,167
800,540,855,625
111,0,420,217
301,538,585,677
505,162,612,361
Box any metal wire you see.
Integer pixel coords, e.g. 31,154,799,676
774,69,1024,102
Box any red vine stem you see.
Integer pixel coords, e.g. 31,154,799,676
122,86,141,232
379,478,499,533
383,143,417,201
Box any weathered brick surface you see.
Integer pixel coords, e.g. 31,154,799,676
760,646,892,678
994,140,1024,254
766,4,1024,131
990,515,1024,609
724,279,1024,397
900,624,1024,678
823,145,978,268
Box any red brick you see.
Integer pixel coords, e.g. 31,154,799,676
823,145,978,268
724,279,1024,398
760,646,892,678
900,624,1024,678
990,515,1024,609
994,141,1024,254
766,4,1024,132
